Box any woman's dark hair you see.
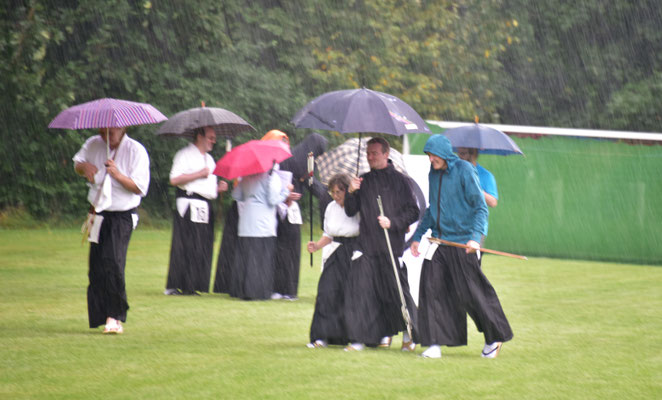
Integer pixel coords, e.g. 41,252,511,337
328,173,350,192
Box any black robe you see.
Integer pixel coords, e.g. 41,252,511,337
87,209,135,328
230,236,277,300
165,190,214,293
212,200,239,294
417,246,513,346
273,198,302,297
309,237,356,345
272,133,329,297
343,162,420,344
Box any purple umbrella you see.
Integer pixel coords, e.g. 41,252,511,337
48,98,167,130
291,88,431,175
291,88,430,136
49,97,167,158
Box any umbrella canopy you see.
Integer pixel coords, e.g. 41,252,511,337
315,137,408,185
156,106,255,138
48,98,167,129
291,88,431,136
213,140,292,180
280,132,328,180
441,123,524,156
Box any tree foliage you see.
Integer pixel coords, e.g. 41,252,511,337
497,0,662,130
1,0,658,220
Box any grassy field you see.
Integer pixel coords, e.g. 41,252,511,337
1,228,661,399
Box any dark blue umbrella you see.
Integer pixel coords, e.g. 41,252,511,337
291,88,431,136
442,123,524,156
292,88,431,174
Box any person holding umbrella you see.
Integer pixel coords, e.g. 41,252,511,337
342,137,420,352
457,147,498,265
409,134,513,359
164,126,228,296
154,103,255,297
73,126,150,334
214,139,292,300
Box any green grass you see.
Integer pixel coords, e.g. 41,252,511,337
1,228,661,399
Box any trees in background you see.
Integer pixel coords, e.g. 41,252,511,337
1,0,658,220
497,0,662,130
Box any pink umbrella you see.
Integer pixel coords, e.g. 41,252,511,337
48,98,167,129
213,140,292,180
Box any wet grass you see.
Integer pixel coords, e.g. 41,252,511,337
1,228,661,399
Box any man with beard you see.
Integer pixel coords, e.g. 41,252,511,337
342,137,419,352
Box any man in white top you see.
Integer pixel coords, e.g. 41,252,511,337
165,126,228,296
73,127,150,334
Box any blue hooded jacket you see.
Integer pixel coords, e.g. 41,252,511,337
412,135,488,244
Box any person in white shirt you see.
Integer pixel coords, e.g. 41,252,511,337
306,174,360,348
73,127,150,334
165,126,228,296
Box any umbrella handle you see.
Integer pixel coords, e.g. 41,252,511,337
356,133,362,176
307,152,314,267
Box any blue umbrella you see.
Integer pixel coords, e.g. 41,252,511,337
442,123,524,156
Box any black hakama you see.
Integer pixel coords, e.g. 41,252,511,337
273,217,301,297
309,238,355,345
342,162,420,344
230,236,277,300
165,191,214,293
87,209,135,328
417,245,513,346
343,253,418,344
213,200,239,294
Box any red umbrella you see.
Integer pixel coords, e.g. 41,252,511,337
213,140,292,180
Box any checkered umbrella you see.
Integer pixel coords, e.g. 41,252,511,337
315,137,407,185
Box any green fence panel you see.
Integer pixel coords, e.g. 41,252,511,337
476,136,662,265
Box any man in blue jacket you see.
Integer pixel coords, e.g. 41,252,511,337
410,135,512,359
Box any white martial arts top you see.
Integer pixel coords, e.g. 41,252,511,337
169,143,218,200
321,200,360,263
73,134,150,212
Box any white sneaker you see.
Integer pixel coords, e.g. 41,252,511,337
378,336,392,348
421,345,441,358
344,343,365,352
481,342,503,358
102,319,123,334
306,339,327,348
270,293,283,300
